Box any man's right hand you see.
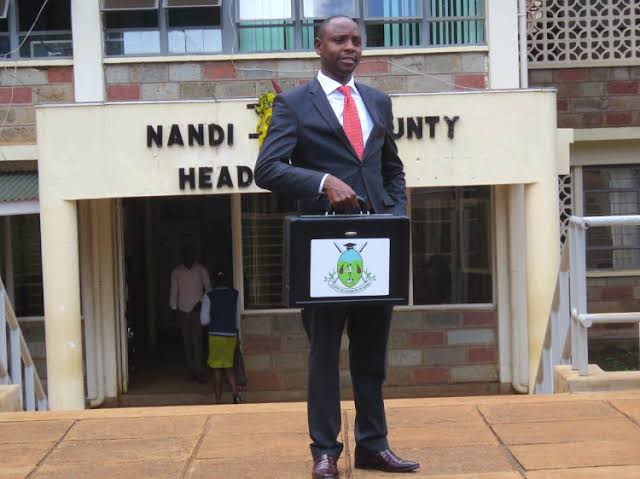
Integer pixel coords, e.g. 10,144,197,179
322,175,358,210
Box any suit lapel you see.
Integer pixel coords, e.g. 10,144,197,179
308,78,361,163
355,82,385,163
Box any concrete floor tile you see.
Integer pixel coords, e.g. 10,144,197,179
187,457,348,479
480,401,620,424
526,465,640,478
0,420,73,444
349,445,515,476
65,415,207,440
0,442,55,467
610,399,640,420
384,405,485,426
352,471,522,479
209,411,308,434
0,467,33,479
197,432,311,460
44,436,198,465
493,418,640,445
32,461,186,479
348,422,498,449
510,440,640,470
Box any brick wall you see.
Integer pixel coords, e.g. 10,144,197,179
0,66,74,145
241,308,499,400
529,66,640,129
103,53,487,101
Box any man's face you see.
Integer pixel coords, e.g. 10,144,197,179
314,17,362,84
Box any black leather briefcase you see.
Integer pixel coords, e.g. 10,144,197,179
283,211,410,307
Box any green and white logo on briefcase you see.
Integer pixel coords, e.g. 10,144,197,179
310,238,390,298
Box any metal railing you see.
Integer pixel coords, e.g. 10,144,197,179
569,215,640,376
0,276,48,411
535,214,640,393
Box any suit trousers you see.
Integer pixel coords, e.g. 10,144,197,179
302,304,393,459
178,309,204,376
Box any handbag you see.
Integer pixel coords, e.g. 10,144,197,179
233,336,247,387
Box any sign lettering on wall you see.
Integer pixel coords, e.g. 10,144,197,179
145,114,460,191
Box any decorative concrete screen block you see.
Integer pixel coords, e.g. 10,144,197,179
528,0,640,67
447,329,496,345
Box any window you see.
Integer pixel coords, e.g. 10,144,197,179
0,215,44,317
241,193,297,309
104,0,485,56
102,0,222,56
584,166,640,271
0,0,72,59
411,186,492,305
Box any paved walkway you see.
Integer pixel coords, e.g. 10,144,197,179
2,391,640,478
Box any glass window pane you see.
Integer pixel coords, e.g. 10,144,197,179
0,0,8,19
0,17,8,56
365,22,420,47
302,0,356,18
238,21,294,52
411,187,492,305
366,0,419,18
18,0,72,58
101,0,158,10
428,0,485,46
241,193,297,309
168,28,221,52
584,166,640,271
165,0,220,6
104,10,160,56
167,6,220,27
0,215,44,317
239,0,291,21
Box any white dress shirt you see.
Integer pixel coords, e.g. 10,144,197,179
169,262,212,313
316,70,374,192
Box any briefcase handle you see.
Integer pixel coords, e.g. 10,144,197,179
323,195,370,215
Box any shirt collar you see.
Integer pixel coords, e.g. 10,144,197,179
317,70,357,96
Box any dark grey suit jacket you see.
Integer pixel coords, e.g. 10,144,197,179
254,78,407,215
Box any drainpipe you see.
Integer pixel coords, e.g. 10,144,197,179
510,0,530,394
518,0,529,89
89,202,105,408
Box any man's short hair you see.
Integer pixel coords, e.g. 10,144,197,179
317,15,358,39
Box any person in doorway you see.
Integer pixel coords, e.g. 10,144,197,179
254,15,418,479
169,244,211,383
200,272,241,404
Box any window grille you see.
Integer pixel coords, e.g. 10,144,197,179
584,166,640,271
528,0,640,68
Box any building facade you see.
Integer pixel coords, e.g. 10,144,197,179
0,0,582,410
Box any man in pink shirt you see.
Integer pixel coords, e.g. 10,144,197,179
170,245,211,382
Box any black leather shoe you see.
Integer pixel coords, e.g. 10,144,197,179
354,447,419,473
312,454,339,479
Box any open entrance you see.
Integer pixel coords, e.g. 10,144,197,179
121,195,233,406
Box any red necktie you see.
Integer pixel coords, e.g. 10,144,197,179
337,85,364,160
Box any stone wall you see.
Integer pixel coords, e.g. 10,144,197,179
241,308,499,401
529,66,640,129
103,53,487,102
588,276,640,342
0,66,74,145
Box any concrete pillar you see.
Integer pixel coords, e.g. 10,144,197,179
525,177,561,392
486,0,519,89
71,0,105,102
494,185,512,386
40,198,84,410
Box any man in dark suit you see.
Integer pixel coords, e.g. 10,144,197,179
255,15,419,479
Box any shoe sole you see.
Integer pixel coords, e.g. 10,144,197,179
354,462,419,473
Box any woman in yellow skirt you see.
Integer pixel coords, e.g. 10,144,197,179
200,272,241,404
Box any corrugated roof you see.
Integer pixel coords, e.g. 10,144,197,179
0,172,39,202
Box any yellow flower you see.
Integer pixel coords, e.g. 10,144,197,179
255,92,276,146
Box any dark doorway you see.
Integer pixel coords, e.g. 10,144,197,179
120,195,233,406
